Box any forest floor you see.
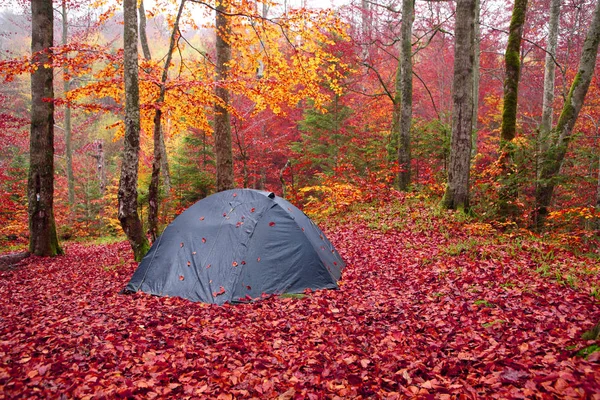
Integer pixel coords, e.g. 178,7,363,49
1,195,599,399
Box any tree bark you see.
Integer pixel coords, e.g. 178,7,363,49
29,0,62,256
214,0,234,192
471,0,481,157
441,0,476,211
139,0,171,194
498,0,528,217
537,0,561,175
138,0,152,61
119,0,149,261
61,0,74,206
534,0,600,229
147,0,185,242
397,0,414,191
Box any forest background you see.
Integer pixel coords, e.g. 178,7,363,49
0,0,599,251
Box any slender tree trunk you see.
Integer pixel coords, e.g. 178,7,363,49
471,0,481,157
498,0,528,217
148,0,185,242
61,0,74,206
29,0,62,256
441,0,476,211
397,0,414,191
214,0,234,192
537,0,561,176
390,57,401,161
139,0,171,193
120,0,149,261
534,0,600,229
138,0,152,61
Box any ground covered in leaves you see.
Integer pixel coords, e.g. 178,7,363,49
1,197,599,399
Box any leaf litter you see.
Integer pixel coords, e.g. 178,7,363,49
0,204,599,398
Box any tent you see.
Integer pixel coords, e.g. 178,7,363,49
125,189,345,304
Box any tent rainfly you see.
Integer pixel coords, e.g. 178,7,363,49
125,189,345,304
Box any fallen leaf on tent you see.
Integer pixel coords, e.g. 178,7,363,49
251,208,255,213
179,275,184,281
241,261,246,265
199,217,205,221
187,261,190,266
202,238,206,243
257,257,261,262
269,222,276,227
206,264,211,269
180,242,184,247
212,286,226,297
232,261,238,267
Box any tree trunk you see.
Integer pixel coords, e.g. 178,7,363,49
471,0,481,157
537,0,561,175
29,0,62,256
214,0,234,192
441,0,476,211
397,0,414,191
61,0,74,206
119,0,149,261
139,0,171,193
148,0,185,242
534,0,600,229
138,0,152,61
498,0,528,217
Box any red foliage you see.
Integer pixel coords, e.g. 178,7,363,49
1,214,599,398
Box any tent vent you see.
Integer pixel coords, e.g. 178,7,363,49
268,192,275,199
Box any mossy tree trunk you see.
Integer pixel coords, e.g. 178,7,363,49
119,0,149,261
29,0,62,256
147,0,185,242
498,0,528,218
442,0,476,211
534,0,600,229
397,0,414,191
537,0,561,175
214,0,234,192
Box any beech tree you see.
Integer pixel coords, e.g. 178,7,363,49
397,0,414,191
534,0,600,228
498,0,528,217
147,0,185,241
214,0,234,192
119,0,149,261
60,0,74,206
537,0,561,173
442,0,476,211
28,0,62,256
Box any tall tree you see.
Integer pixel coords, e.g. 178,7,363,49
534,0,600,228
397,0,414,191
537,0,561,173
61,0,74,206
29,0,62,256
119,0,150,261
148,0,185,241
441,0,476,211
471,0,481,156
138,0,171,193
214,0,234,192
498,0,528,216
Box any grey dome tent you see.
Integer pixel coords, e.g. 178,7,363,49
125,189,345,304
